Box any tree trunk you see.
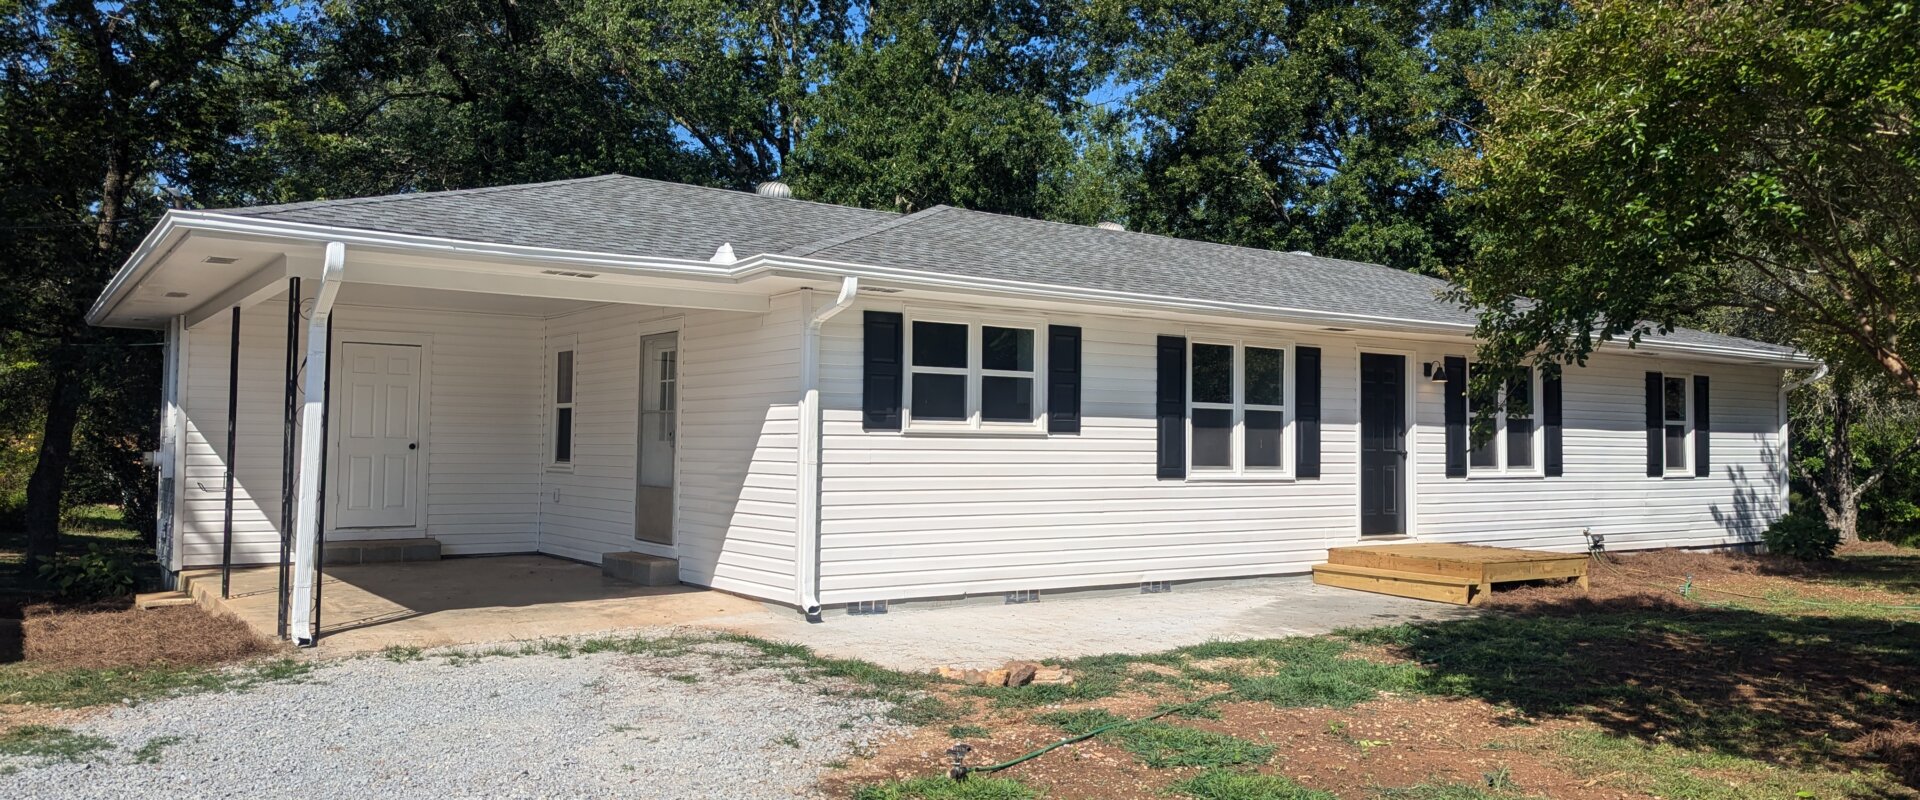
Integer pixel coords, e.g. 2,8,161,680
1816,372,1863,543
22,359,84,570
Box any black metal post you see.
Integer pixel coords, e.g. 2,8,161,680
311,315,333,643
277,278,300,640
220,307,241,599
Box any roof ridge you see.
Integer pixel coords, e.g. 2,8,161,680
920,206,1454,287
598,175,902,218
222,175,624,216
782,205,953,258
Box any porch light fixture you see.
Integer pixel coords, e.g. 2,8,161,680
1425,361,1449,383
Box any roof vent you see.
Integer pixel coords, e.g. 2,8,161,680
1287,250,1313,257
539,269,599,279
1095,221,1125,231
754,181,792,199
164,291,191,298
710,243,737,264
202,255,239,264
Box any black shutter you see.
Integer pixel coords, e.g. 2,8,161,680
1156,336,1186,479
862,311,903,431
1444,356,1468,477
1048,325,1082,434
1296,346,1321,479
1694,374,1710,477
1542,370,1564,477
1645,371,1664,477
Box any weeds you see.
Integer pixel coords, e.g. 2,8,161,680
1035,708,1273,768
851,776,1037,800
1169,768,1335,800
0,657,313,709
0,726,113,764
132,735,185,764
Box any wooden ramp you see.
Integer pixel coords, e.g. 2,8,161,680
1311,543,1589,606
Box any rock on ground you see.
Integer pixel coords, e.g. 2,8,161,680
0,637,905,799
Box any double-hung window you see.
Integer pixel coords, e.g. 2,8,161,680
1188,339,1290,475
550,346,576,467
1663,374,1692,476
1467,365,1539,475
905,317,1043,431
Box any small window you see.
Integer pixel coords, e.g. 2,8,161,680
552,348,575,465
1466,365,1540,476
1664,374,1691,475
1188,340,1290,475
904,317,1044,430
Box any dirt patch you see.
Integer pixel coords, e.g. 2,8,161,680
21,603,272,670
1482,545,1920,614
826,693,1630,800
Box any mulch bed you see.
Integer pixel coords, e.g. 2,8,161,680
19,602,271,671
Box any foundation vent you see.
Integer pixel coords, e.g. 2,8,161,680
847,599,889,616
1141,580,1172,594
1005,589,1040,605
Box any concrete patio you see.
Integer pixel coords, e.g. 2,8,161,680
181,555,765,653
184,555,1476,667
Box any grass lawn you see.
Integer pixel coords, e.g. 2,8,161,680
0,504,151,597
834,544,1920,800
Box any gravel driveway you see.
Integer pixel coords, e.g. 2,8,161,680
0,633,906,799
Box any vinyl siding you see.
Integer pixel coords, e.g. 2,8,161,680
538,298,802,601
815,301,1787,605
178,300,546,566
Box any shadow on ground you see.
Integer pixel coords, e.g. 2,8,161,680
1355,595,1920,790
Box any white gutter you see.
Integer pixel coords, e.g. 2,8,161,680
288,242,345,646
794,276,858,618
89,213,1821,368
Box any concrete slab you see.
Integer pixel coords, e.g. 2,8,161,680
183,555,763,654
705,577,1479,672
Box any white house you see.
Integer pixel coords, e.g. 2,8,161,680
88,175,1814,642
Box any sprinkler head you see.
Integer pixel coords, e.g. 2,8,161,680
945,742,974,780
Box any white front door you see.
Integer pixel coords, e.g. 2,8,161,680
335,342,423,529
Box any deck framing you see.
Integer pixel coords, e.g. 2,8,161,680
1312,543,1589,606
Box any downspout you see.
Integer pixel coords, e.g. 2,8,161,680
1777,362,1829,520
289,243,345,646
796,277,858,619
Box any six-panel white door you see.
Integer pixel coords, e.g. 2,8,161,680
335,342,422,529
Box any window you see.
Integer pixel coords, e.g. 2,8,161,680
1664,374,1691,475
1466,365,1539,475
1188,339,1289,475
551,348,575,466
904,317,1043,430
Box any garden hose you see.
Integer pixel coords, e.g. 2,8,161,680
951,690,1239,779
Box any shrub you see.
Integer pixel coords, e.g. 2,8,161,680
1762,511,1841,561
37,543,138,600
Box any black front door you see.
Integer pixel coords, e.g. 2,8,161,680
1360,353,1406,535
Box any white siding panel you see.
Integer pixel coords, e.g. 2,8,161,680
815,302,1787,605
538,297,802,603
178,300,545,566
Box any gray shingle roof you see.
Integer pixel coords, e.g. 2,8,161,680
207,175,1797,358
216,175,895,262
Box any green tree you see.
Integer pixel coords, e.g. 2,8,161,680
1,0,279,567
1452,0,1920,397
1104,0,1564,274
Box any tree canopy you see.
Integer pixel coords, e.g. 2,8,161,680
1453,0,1920,394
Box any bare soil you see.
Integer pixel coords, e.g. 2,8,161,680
827,545,1920,798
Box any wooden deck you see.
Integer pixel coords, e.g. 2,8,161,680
1311,543,1589,606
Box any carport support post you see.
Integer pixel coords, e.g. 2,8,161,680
220,306,240,599
289,243,344,647
277,277,300,640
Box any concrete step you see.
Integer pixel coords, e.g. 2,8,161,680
601,552,679,586
135,590,195,609
1311,563,1483,606
324,537,442,566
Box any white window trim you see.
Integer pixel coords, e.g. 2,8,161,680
901,313,1048,434
547,334,579,471
1466,364,1545,479
1185,337,1294,480
1662,371,1695,479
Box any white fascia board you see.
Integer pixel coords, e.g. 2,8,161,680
88,212,1819,368
86,213,190,326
